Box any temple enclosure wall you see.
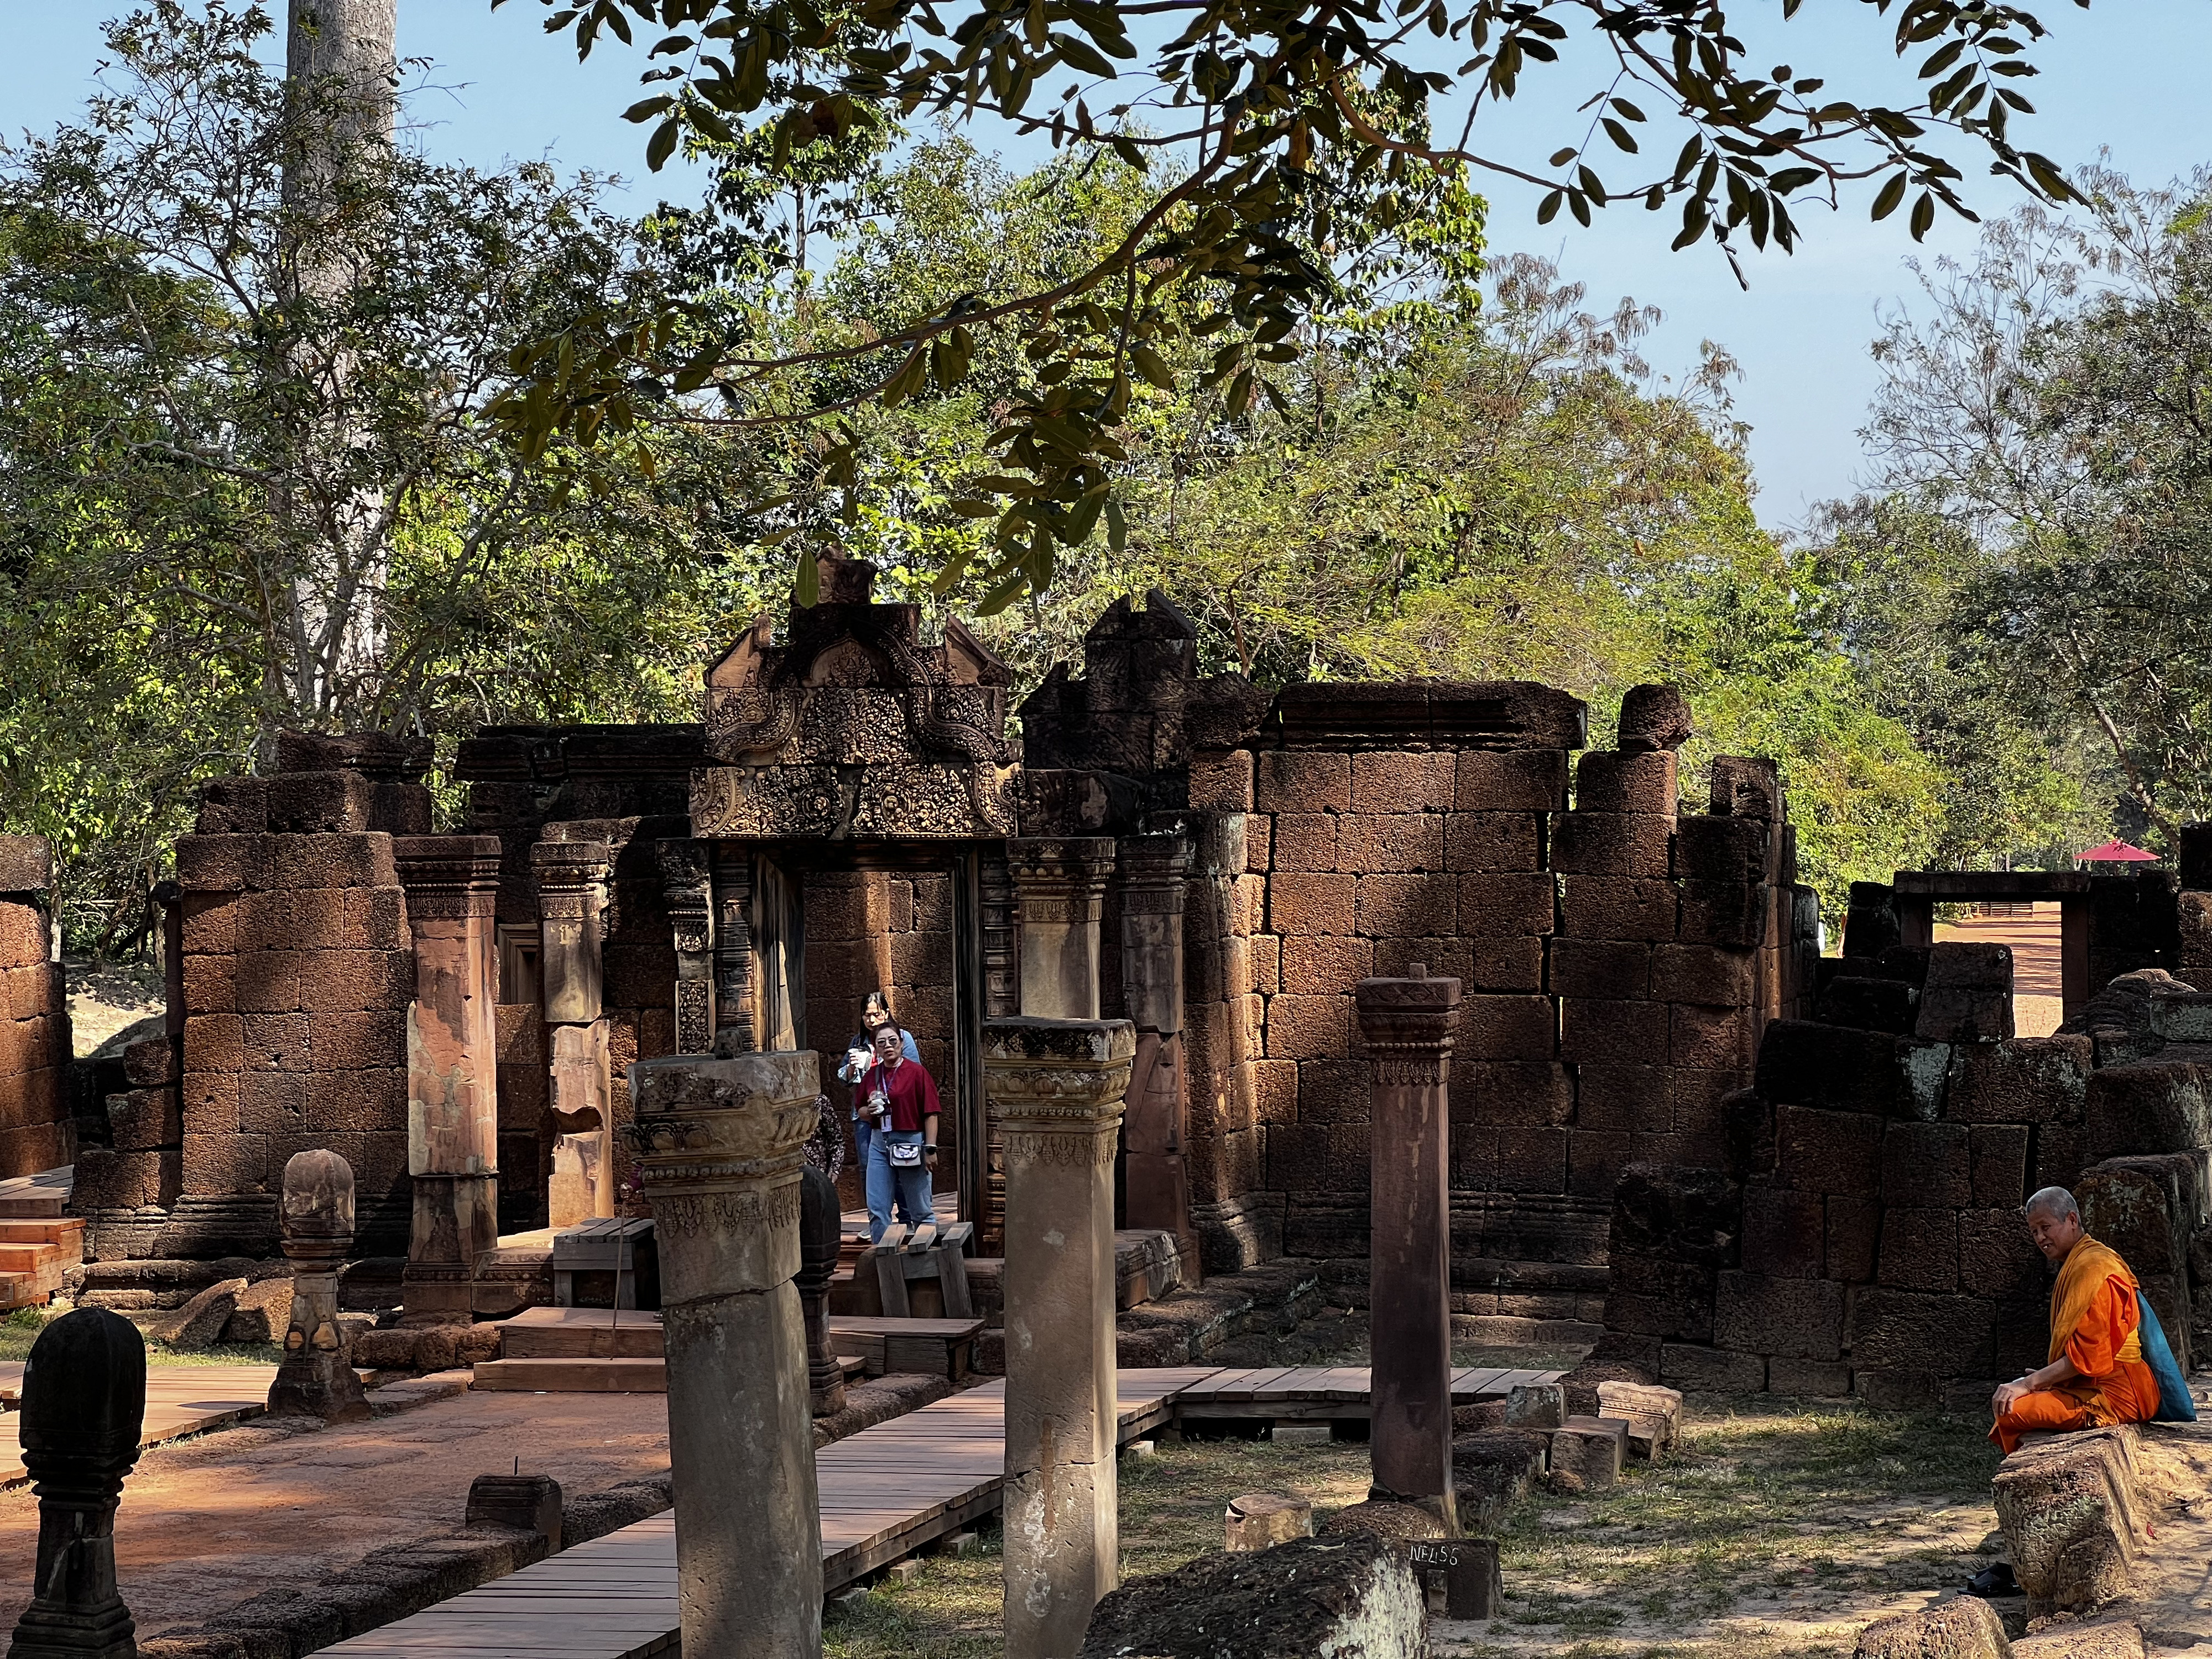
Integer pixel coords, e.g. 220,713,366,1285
0,836,70,1178
41,565,2212,1359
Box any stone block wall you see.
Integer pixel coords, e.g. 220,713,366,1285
1183,685,1814,1314
0,835,70,1178
1603,940,2212,1404
804,866,959,1213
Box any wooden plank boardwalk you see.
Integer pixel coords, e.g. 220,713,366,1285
321,1362,1560,1658
0,1363,279,1486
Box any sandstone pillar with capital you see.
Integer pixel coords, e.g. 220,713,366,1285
1118,831,1197,1269
990,1015,1134,1659
629,1048,823,1658
393,835,503,1323
1357,964,1460,1531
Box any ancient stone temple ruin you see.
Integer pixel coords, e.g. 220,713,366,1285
23,555,2210,1416
44,562,1830,1319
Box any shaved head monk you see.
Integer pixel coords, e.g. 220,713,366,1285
1989,1187,2161,1454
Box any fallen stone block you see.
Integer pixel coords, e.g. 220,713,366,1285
144,1276,247,1350
1078,1533,1425,1659
2012,1618,2145,1658
1224,1493,1312,1552
466,1473,563,1553
1318,1499,1447,1543
1853,1597,2012,1657
220,1276,294,1345
1597,1380,1682,1460
1992,1427,2145,1613
1452,1430,1547,1530
1547,1416,1628,1492
1556,1357,1656,1418
1503,1381,1564,1428
1405,1536,1503,1620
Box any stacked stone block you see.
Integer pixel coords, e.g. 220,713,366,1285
1204,677,1806,1317
0,835,71,1177
1607,940,2084,1404
141,737,432,1258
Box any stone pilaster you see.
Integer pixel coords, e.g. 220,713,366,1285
7,1309,144,1659
630,1048,823,1657
533,841,614,1223
394,836,503,1324
712,850,755,1050
1007,837,1116,1019
657,839,716,1056
990,1016,1135,1659
269,1150,370,1423
1356,965,1460,1531
797,1165,847,1417
1118,832,1195,1265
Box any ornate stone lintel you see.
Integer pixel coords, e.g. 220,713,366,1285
391,835,503,920
629,1051,821,1302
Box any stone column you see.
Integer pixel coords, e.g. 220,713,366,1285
269,1150,371,1423
1008,838,1116,1019
394,836,503,1324
630,1048,822,1658
796,1165,847,1417
1356,964,1460,1531
658,839,716,1056
990,1016,1135,1659
533,841,615,1224
1118,832,1196,1266
7,1309,144,1659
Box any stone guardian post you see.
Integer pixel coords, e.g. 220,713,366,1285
269,1149,371,1423
1356,964,1460,1531
7,1308,146,1659
629,1048,823,1657
393,835,504,1323
990,1016,1135,1659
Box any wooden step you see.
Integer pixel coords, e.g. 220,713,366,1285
826,1316,982,1380
495,1306,665,1360
472,1357,669,1392
0,1219,83,1248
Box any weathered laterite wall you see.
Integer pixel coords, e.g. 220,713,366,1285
0,836,70,1178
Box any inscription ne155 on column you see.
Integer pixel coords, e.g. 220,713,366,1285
1404,1537,1501,1620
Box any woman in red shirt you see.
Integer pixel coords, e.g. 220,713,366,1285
856,1020,941,1241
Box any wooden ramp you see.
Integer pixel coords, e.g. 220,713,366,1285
320,1363,1559,1658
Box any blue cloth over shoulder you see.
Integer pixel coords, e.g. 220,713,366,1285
2136,1290,2197,1422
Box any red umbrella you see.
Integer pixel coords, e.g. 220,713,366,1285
2078,839,2159,864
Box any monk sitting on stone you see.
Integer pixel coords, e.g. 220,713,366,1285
1989,1186,2161,1454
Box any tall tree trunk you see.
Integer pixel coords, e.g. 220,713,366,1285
278,0,398,740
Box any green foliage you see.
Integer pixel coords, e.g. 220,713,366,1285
0,3,774,946
489,0,2089,614
1851,166,2212,848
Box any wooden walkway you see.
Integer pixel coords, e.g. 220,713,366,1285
321,1362,1559,1658
0,1363,278,1486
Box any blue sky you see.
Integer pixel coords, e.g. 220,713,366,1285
4,1,2206,532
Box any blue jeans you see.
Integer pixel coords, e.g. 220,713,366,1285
863,1125,932,1243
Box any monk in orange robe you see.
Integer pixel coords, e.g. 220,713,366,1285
1989,1186,2161,1454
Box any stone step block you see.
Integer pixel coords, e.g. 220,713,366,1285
1548,1416,1629,1491
1595,1380,1682,1460
1851,1597,2010,1657
1993,1425,2145,1613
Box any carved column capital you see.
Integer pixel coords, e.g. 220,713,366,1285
985,1017,1134,1168
1006,836,1117,924
1355,966,1463,1087
1116,832,1193,905
392,835,503,920
629,1051,821,1300
530,839,611,910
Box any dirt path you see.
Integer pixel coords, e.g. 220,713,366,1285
0,1387,670,1639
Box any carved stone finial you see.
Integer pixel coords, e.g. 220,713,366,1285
269,1151,370,1423
8,1308,147,1658
795,1167,847,1417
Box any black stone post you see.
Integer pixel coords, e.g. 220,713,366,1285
8,1308,147,1659
797,1166,847,1417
